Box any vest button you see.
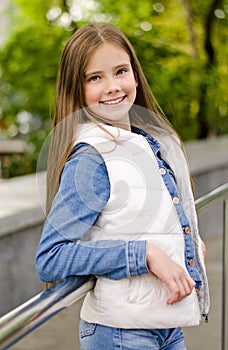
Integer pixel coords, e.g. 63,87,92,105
189,259,194,267
159,168,166,175
184,226,191,234
172,197,179,204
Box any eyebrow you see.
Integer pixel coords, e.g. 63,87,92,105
84,63,131,78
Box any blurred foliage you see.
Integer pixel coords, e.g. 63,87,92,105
0,0,227,177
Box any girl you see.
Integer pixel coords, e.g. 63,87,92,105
36,23,210,349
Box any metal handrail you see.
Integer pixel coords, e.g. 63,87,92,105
195,182,228,350
195,182,228,212
0,276,95,350
0,182,228,350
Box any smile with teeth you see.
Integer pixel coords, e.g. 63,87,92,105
100,96,126,105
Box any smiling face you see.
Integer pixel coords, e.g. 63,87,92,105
84,42,138,129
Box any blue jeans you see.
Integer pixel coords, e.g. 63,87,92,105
79,319,187,350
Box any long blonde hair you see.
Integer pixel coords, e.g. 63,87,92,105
46,23,177,214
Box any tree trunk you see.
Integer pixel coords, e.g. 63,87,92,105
197,0,221,138
181,0,199,60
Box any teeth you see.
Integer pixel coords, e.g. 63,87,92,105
102,97,124,105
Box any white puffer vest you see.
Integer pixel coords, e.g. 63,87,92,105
75,122,210,329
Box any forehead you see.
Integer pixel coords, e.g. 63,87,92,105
85,42,131,71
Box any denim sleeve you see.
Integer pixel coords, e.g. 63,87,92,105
36,143,148,283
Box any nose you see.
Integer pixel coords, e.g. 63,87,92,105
104,77,120,94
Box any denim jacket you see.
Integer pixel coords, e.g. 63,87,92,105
36,126,201,288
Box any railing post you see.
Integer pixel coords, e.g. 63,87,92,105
222,198,228,350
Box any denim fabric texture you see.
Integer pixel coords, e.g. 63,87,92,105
79,319,187,350
36,126,201,290
132,126,202,290
36,141,148,282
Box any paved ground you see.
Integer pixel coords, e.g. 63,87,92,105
8,235,223,350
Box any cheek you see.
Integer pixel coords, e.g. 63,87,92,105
124,82,137,103
84,85,101,106
124,76,138,92
84,87,95,105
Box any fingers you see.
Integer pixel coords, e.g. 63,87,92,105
146,242,196,305
201,239,206,259
166,273,195,305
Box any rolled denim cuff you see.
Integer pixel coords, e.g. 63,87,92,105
127,240,149,277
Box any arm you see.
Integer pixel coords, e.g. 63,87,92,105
36,144,148,282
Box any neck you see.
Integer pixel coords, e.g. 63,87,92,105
113,122,131,131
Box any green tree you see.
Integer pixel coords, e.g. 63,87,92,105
0,0,70,176
94,0,228,138
0,0,227,176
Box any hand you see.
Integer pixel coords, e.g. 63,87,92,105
146,242,195,305
201,239,206,259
